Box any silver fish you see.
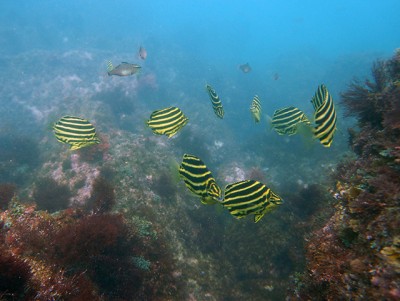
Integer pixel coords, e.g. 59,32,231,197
139,46,147,60
239,63,252,73
107,61,141,76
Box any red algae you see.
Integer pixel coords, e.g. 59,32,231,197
291,50,400,300
0,199,181,300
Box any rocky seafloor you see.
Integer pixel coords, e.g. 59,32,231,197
291,49,400,301
0,48,398,300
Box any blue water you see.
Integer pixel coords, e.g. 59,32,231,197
2,1,398,125
2,1,399,112
3,1,399,54
0,1,399,300
2,1,399,54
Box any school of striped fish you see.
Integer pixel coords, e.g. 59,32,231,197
53,115,100,150
146,106,189,138
52,46,338,223
271,106,311,136
179,154,222,205
205,84,224,119
178,153,284,223
250,95,262,123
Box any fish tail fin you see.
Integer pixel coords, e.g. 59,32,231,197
214,202,226,215
136,67,142,78
266,114,274,131
144,116,151,128
297,122,318,149
49,122,57,131
106,60,114,72
168,157,183,184
200,197,219,205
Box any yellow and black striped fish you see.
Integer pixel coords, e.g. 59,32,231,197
205,84,224,119
53,115,100,150
222,180,283,223
146,106,189,138
310,84,337,147
250,95,262,123
271,106,311,136
179,154,222,205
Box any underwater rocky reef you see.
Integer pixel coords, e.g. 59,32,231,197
0,200,181,300
0,47,399,300
291,50,400,300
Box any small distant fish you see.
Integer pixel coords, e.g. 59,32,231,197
271,106,311,136
179,154,222,205
107,61,141,76
250,95,262,123
146,106,188,138
205,84,224,119
239,63,252,73
310,84,337,147
273,73,279,80
53,115,100,150
139,46,147,60
222,180,283,223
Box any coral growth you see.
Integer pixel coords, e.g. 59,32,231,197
0,183,16,210
32,177,71,212
85,176,116,213
292,50,400,300
150,171,178,200
46,153,101,206
0,134,41,167
78,133,111,163
247,166,266,182
288,183,332,220
93,88,137,117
